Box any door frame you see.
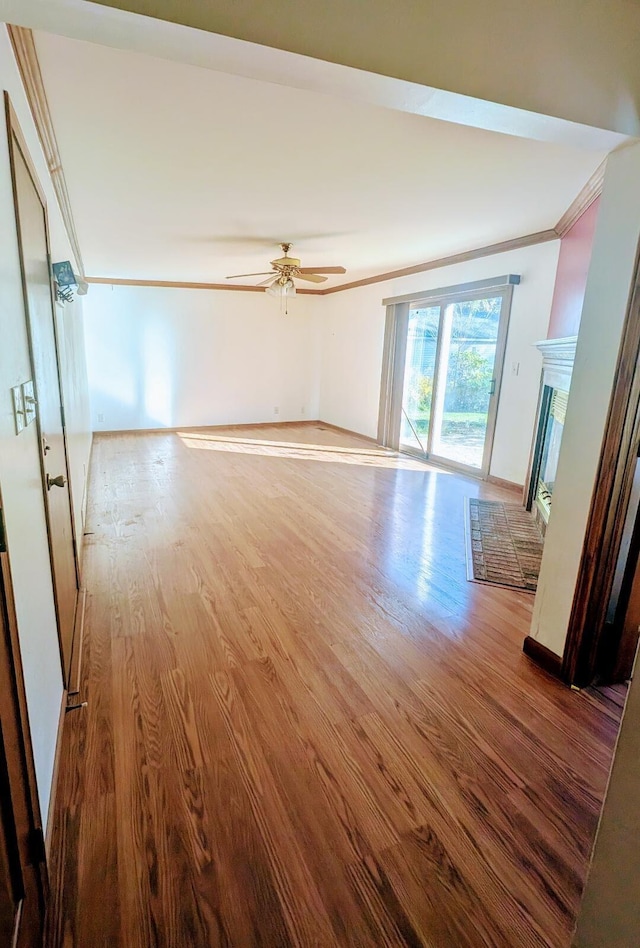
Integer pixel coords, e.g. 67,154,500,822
378,274,518,477
561,241,640,686
0,489,48,945
5,94,80,684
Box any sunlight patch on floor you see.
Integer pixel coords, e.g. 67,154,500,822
177,432,449,471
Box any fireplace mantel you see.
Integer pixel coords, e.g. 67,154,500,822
534,335,578,392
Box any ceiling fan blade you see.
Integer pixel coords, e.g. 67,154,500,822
226,271,274,279
294,273,328,283
297,266,346,274
257,276,279,287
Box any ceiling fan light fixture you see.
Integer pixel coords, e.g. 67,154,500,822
265,277,296,298
226,243,344,308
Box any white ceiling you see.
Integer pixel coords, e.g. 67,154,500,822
34,30,611,287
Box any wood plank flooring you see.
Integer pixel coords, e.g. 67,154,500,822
46,424,622,947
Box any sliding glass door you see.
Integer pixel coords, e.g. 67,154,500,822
383,282,513,476
400,305,440,453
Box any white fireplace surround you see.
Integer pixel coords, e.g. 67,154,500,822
534,335,578,392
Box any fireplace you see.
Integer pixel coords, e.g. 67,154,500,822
526,336,577,531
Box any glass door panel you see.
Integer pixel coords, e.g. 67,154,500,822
430,297,501,470
399,305,441,454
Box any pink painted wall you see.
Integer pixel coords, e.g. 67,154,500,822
546,196,601,339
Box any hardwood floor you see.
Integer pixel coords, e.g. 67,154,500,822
46,423,621,947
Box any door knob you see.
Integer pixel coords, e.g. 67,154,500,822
46,473,66,490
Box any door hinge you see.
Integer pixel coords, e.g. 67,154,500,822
0,506,6,554
27,827,46,865
489,378,497,396
60,404,66,428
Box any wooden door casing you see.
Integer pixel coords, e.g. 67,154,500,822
0,732,22,948
6,97,78,685
0,501,47,946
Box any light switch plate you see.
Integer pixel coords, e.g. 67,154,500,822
21,380,36,426
11,385,25,434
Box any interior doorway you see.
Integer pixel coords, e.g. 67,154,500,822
378,276,516,476
6,97,79,686
598,455,640,684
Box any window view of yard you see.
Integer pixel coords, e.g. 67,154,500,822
400,297,501,468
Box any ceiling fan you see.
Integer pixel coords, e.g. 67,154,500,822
226,243,346,295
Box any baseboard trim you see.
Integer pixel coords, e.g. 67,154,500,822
523,635,563,679
314,422,380,445
487,475,525,495
95,419,324,436
45,688,67,860
93,420,381,446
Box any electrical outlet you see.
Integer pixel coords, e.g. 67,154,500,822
97,412,104,423
301,406,305,415
274,406,280,415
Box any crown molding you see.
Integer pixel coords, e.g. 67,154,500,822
85,276,323,294
7,24,86,278
554,160,606,238
6,22,605,296
90,173,602,296
318,230,558,295
534,334,578,362
86,230,559,296
534,335,578,391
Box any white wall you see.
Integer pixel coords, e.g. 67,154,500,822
84,284,321,431
531,143,640,658
0,26,92,826
85,242,559,487
318,241,560,484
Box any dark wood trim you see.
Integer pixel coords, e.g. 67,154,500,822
561,239,640,686
523,635,563,678
604,471,640,683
